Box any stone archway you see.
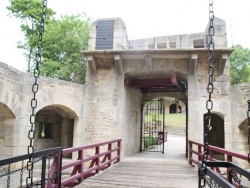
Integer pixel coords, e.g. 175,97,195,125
238,119,248,153
34,105,77,157
0,102,16,159
236,119,249,167
204,113,224,160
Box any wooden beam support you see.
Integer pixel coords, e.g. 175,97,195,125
170,74,185,91
114,55,123,75
217,54,228,75
87,55,97,75
124,75,186,92
189,54,198,75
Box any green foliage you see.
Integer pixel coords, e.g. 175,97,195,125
144,136,157,149
41,14,90,83
7,0,55,71
7,0,90,84
230,45,250,85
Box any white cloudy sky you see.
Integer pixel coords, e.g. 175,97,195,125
0,0,250,71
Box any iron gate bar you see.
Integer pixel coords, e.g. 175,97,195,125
206,161,250,179
141,99,165,153
0,147,62,188
198,162,234,188
198,161,250,187
0,147,62,166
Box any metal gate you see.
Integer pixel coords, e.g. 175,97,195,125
141,98,166,153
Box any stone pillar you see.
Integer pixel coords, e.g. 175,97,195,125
187,75,204,143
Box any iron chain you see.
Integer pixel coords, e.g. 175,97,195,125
248,100,250,163
27,0,47,187
199,0,215,187
20,160,24,187
7,164,10,188
0,158,42,178
230,170,245,188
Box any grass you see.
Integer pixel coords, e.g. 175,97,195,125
165,113,186,127
145,113,186,127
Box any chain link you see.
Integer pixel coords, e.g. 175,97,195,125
20,160,24,187
7,164,10,188
247,100,250,163
0,158,42,178
230,170,245,188
26,0,47,187
199,0,215,187
47,156,51,180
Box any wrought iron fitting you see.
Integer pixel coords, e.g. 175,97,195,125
200,0,215,187
26,0,48,185
206,99,213,111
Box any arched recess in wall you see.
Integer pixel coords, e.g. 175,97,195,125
34,104,78,158
238,119,248,155
203,112,224,160
169,104,182,114
0,102,16,159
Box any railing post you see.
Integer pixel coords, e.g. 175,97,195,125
52,152,62,187
198,146,202,161
96,146,100,173
108,143,112,167
78,149,84,182
210,149,215,170
57,151,62,188
226,154,233,181
189,141,192,166
117,140,121,163
41,155,46,188
228,169,233,184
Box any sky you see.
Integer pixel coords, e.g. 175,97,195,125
0,0,250,71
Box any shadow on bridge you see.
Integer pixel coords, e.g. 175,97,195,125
76,135,198,188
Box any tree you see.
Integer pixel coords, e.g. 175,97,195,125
7,0,55,72
41,14,90,84
7,0,90,84
230,45,250,85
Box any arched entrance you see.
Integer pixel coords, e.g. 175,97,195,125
34,105,77,157
0,102,16,159
204,113,225,160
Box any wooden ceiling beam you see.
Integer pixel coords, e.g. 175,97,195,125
124,74,186,92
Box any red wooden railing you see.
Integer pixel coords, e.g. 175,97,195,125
188,140,249,186
56,139,121,187
189,140,248,167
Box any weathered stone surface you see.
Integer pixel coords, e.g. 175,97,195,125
0,17,248,164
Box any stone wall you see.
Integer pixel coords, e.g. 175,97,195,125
83,66,124,143
230,83,250,166
122,87,142,156
0,61,85,159
188,55,231,146
1,16,248,162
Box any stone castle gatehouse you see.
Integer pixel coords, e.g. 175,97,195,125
0,17,249,161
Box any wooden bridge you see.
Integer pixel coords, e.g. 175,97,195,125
1,135,250,187
76,135,197,188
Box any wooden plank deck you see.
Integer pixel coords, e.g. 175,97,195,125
75,135,198,188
